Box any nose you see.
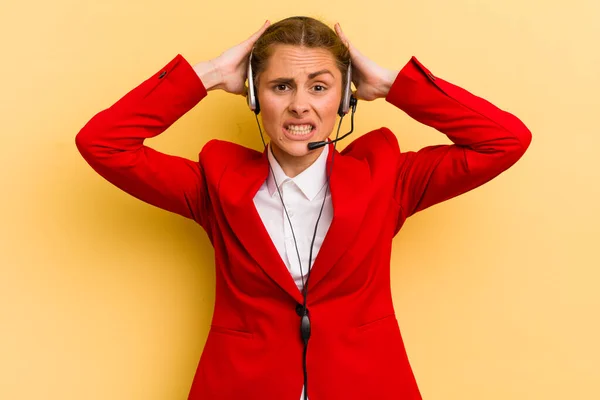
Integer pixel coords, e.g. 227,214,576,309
288,91,310,115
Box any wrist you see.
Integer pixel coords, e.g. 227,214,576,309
193,59,223,91
378,68,399,99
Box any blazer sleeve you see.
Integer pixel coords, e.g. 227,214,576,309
75,54,212,228
385,56,532,219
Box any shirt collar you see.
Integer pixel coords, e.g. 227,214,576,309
266,143,329,201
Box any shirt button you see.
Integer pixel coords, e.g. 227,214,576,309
159,70,167,79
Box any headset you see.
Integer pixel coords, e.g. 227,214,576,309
247,46,357,400
247,49,357,134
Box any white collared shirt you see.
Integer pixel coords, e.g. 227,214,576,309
252,143,333,400
253,143,333,291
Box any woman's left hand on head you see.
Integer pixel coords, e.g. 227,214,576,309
334,23,399,101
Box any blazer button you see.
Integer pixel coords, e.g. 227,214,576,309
159,70,167,79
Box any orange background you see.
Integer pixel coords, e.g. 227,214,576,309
1,0,599,399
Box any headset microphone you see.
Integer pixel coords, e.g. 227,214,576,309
307,97,357,150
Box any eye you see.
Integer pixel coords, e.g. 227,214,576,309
313,85,327,92
273,84,289,92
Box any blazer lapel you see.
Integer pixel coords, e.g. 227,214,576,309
218,146,304,304
217,142,372,302
305,143,372,292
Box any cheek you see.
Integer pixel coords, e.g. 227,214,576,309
324,97,340,115
259,94,284,122
320,95,342,123
321,89,343,114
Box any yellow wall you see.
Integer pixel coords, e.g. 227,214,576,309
2,0,599,399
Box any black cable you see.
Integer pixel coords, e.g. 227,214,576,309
254,109,352,400
255,116,306,288
300,118,343,400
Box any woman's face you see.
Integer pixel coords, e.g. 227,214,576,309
257,44,343,162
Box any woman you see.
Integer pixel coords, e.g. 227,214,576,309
76,16,531,400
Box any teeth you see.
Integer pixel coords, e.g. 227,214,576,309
287,124,313,135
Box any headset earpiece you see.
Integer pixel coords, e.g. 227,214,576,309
247,50,260,115
338,61,354,117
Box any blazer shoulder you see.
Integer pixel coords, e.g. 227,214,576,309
199,139,262,177
342,127,401,161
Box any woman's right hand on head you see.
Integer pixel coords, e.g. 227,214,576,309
194,20,271,95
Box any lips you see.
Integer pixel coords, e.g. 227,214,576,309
282,125,315,141
283,119,316,129
282,120,317,141
286,124,313,134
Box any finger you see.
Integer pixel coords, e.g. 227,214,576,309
352,89,364,101
246,20,271,45
334,23,350,49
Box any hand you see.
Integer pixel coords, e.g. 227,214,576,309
334,23,399,101
195,20,271,95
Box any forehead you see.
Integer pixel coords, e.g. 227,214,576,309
263,44,339,78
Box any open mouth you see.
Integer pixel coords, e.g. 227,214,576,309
283,123,315,138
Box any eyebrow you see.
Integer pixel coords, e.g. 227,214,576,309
267,69,334,84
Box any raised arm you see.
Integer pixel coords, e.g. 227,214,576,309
75,21,271,228
385,57,531,218
334,23,531,219
75,55,211,225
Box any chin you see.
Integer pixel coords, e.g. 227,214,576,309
275,140,313,158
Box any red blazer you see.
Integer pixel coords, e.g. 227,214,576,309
76,54,531,399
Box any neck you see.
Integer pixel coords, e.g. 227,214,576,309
270,143,324,178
